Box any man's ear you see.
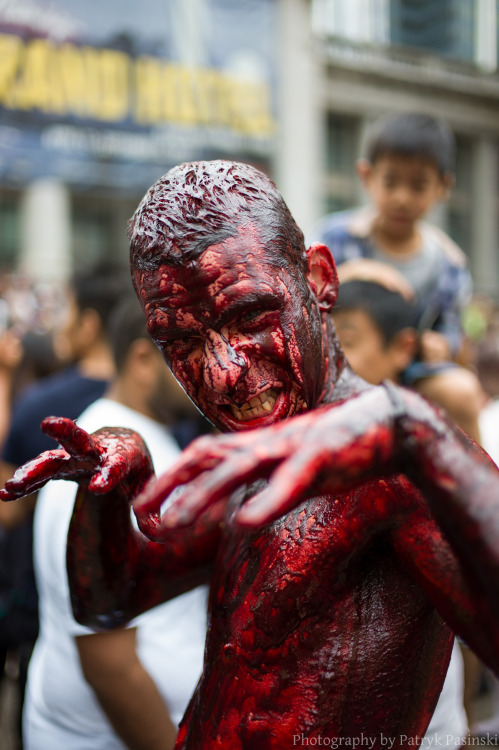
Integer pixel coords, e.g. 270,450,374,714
128,338,158,387
355,159,372,190
79,308,103,346
439,171,455,202
306,243,339,312
391,328,419,374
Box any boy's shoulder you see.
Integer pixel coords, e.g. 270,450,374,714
420,222,468,270
309,208,468,272
310,206,374,242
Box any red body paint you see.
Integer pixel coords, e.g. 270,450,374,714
3,161,499,749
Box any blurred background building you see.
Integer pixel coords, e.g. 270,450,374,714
0,0,498,299
0,0,277,283
282,0,499,301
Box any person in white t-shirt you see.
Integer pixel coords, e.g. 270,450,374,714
23,296,209,750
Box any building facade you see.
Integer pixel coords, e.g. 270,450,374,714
1,0,499,302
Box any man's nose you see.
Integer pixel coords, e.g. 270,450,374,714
203,330,248,394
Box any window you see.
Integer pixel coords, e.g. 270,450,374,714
312,0,388,45
389,0,475,63
0,192,20,269
323,113,361,215
325,113,359,174
71,196,136,270
447,135,473,257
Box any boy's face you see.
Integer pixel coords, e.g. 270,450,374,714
357,155,451,238
333,307,411,385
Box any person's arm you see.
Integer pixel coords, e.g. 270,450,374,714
0,460,36,527
0,328,22,447
77,627,177,750
133,384,499,675
430,263,473,360
0,417,219,629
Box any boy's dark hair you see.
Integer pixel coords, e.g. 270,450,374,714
363,112,455,175
107,293,151,372
334,280,418,345
71,261,132,330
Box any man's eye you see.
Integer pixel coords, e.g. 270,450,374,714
240,310,261,323
240,310,275,328
160,338,197,353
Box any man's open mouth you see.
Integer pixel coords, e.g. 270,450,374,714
230,388,278,421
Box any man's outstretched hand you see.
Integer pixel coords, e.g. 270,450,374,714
0,417,153,502
133,387,405,532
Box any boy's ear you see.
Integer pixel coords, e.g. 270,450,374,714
440,171,455,202
306,243,339,312
391,328,419,374
355,159,372,188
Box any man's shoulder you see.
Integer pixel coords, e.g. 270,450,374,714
13,367,108,419
3,368,108,466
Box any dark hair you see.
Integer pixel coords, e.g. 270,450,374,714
71,261,132,330
128,160,308,283
363,113,455,175
334,280,418,345
106,293,150,372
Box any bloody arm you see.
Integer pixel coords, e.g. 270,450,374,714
135,384,499,670
1,417,220,630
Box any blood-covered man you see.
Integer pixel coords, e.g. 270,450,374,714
2,161,499,749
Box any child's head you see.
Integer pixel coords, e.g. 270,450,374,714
356,112,456,237
364,112,455,176
332,280,418,384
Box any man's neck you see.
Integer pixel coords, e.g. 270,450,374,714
105,379,157,422
77,343,115,381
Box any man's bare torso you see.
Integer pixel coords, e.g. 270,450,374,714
177,478,453,749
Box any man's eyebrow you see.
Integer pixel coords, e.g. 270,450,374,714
217,291,280,321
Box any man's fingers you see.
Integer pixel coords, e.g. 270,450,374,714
133,440,229,517
158,449,280,528
88,453,129,494
42,417,104,461
0,450,69,500
236,450,319,526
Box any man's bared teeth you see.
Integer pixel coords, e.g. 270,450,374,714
230,388,278,420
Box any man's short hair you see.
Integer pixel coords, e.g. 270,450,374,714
363,112,456,176
71,261,131,329
128,160,307,280
107,293,151,372
334,280,418,346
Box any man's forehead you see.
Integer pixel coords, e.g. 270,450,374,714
146,264,279,315
139,247,284,306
